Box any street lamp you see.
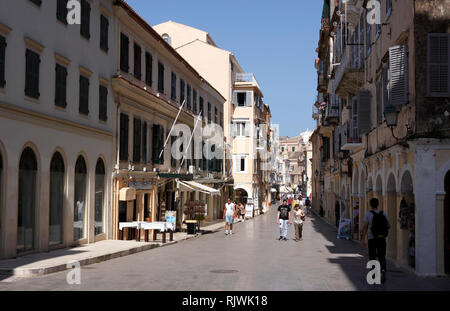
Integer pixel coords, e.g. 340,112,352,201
384,105,410,141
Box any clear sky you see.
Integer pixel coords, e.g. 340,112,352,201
126,0,323,138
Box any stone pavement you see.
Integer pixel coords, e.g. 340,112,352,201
0,206,449,290
0,219,229,281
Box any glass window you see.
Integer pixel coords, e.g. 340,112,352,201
49,152,65,246
80,0,91,39
74,156,87,241
17,147,37,253
56,0,68,24
95,159,105,236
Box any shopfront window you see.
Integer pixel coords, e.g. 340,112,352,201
17,147,37,253
74,156,87,241
49,152,65,246
95,158,105,236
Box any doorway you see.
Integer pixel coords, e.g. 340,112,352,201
444,171,450,274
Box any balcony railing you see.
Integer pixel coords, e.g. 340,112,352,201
235,73,261,89
333,44,364,96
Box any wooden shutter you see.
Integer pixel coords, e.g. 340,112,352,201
389,45,408,106
142,121,147,163
55,64,67,108
244,121,251,137
232,90,237,106
193,89,197,113
26,49,40,98
79,75,89,115
133,118,141,163
0,35,5,88
145,52,152,86
246,91,252,107
99,85,107,121
152,124,159,164
57,0,68,24
159,126,165,164
382,66,389,116
120,34,129,72
80,0,91,39
357,90,372,135
134,43,141,80
158,62,164,92
428,33,449,97
120,114,129,161
100,15,109,51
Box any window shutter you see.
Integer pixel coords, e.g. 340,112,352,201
357,90,372,135
428,33,449,97
145,52,152,86
246,91,252,107
231,122,236,137
159,126,165,164
152,124,159,164
244,122,251,137
120,34,129,73
134,43,141,80
133,118,142,163
120,114,129,161
232,90,237,106
389,45,408,106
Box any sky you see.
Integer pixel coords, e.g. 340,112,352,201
126,0,323,138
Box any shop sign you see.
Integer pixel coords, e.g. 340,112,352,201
165,211,176,224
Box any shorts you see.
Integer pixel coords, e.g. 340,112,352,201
225,215,234,224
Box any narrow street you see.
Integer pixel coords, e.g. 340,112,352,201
1,205,449,291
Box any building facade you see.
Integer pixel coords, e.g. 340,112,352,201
153,21,274,213
311,0,450,276
0,0,117,258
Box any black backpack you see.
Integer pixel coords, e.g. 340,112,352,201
371,211,389,238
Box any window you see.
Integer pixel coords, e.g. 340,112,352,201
0,35,5,88
389,45,409,106
142,121,147,163
120,33,129,73
237,92,246,106
80,0,91,39
207,102,211,124
234,155,248,173
180,79,185,104
99,85,108,121
134,43,141,80
56,0,68,24
100,15,109,52
281,147,285,152
234,91,252,107
120,113,129,161
193,89,197,114
55,64,67,108
428,34,449,97
170,136,177,168
79,75,89,115
233,121,249,137
49,152,64,246
25,49,40,99
220,112,223,128
158,62,164,93
214,107,218,124
199,97,204,119
29,0,41,6
187,84,191,111
171,72,177,100
94,158,105,236
17,147,37,253
145,52,152,86
292,147,295,152
133,118,142,163
74,156,87,241
152,124,164,164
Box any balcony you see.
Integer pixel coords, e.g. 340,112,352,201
324,102,339,125
341,121,362,151
317,72,328,93
234,73,261,90
333,45,364,97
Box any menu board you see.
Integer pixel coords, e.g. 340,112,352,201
165,211,176,224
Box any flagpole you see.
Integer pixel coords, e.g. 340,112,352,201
159,99,186,160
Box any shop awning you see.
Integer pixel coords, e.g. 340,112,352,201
178,180,220,196
119,187,136,201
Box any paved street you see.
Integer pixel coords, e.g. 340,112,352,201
1,205,449,291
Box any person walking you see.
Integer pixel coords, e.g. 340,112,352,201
238,203,245,222
223,198,236,235
361,198,390,283
277,199,292,241
293,204,305,242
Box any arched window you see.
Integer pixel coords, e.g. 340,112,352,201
49,152,65,246
162,34,171,45
74,156,87,241
94,158,105,236
18,147,37,253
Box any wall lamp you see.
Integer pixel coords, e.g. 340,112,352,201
384,105,411,142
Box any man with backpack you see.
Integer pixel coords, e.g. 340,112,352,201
361,198,390,283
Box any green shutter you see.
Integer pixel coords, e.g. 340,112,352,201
389,45,409,106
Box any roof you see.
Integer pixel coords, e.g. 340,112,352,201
153,20,218,47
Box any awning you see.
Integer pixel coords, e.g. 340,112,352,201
178,180,220,196
119,187,136,201
280,186,293,193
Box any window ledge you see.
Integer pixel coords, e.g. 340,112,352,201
25,95,39,104
54,104,67,112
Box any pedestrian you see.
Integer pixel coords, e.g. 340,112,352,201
361,198,390,283
293,204,305,242
239,202,245,221
305,197,311,215
277,199,292,241
223,198,236,235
